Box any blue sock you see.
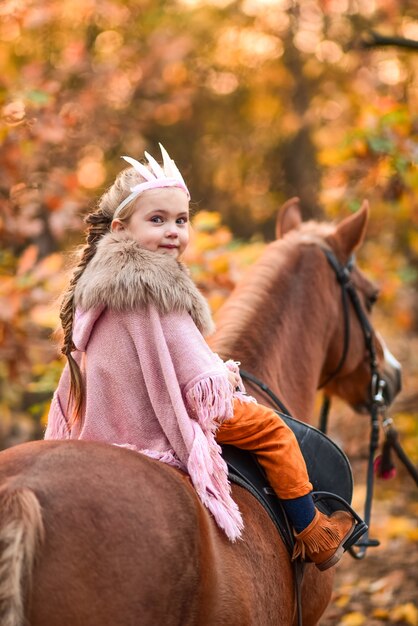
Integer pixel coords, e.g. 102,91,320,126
282,493,316,533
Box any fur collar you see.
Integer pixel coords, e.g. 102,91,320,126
74,231,214,336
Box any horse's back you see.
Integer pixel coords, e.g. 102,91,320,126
0,441,209,626
0,440,328,626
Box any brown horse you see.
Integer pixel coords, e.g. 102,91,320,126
0,202,401,626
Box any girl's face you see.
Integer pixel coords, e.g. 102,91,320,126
112,187,190,260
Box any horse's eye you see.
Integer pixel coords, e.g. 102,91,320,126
366,291,379,312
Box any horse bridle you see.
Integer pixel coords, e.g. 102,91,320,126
320,248,417,560
318,248,382,398
318,247,387,559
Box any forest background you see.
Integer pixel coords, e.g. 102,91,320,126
0,0,417,624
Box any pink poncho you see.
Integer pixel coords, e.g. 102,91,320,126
45,231,244,540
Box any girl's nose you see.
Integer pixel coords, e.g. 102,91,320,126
165,223,179,237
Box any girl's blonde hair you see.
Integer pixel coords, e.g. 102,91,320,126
60,165,146,426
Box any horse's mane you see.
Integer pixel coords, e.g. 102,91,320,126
211,220,336,363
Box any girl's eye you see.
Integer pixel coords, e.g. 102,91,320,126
150,216,163,223
177,217,188,224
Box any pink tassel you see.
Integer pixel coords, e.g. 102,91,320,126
233,391,257,404
187,422,216,492
141,448,186,470
44,398,70,440
187,421,243,541
185,374,234,429
112,445,186,471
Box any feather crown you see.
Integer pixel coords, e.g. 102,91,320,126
113,143,190,219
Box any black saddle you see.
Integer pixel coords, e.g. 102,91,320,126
222,411,365,553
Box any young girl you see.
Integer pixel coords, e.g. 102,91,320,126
45,144,355,570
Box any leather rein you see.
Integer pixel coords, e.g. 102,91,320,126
318,248,384,559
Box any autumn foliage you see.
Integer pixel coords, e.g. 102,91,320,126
0,1,417,620
0,5,417,442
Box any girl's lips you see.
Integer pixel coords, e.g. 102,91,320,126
160,245,178,249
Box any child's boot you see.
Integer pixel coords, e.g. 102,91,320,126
292,509,355,571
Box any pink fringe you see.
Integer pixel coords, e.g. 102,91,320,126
112,444,186,471
185,374,234,428
44,397,70,440
187,420,243,541
185,372,245,540
233,391,257,404
139,448,186,471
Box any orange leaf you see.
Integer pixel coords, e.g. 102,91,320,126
33,253,63,281
17,245,38,275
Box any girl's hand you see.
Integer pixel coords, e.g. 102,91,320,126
227,369,241,389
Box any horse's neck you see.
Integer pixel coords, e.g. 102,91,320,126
211,241,333,420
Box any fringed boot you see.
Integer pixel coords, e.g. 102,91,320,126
292,509,355,571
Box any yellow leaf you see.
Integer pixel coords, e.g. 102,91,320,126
406,528,418,542
208,255,229,275
408,230,418,255
208,293,227,313
193,232,219,252
40,401,51,427
192,211,222,233
386,516,416,539
335,594,350,608
340,612,366,626
390,603,418,626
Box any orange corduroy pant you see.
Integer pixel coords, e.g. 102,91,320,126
216,398,313,500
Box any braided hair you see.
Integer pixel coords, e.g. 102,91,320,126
60,165,146,425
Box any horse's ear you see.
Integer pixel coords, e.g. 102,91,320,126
276,197,302,239
333,201,369,259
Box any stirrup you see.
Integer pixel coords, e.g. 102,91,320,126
312,491,368,551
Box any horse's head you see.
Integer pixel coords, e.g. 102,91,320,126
277,199,402,414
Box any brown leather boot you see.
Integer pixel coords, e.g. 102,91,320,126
291,509,355,571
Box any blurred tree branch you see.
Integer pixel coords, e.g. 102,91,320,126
358,31,418,51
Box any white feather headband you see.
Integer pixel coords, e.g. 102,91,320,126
113,143,190,219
